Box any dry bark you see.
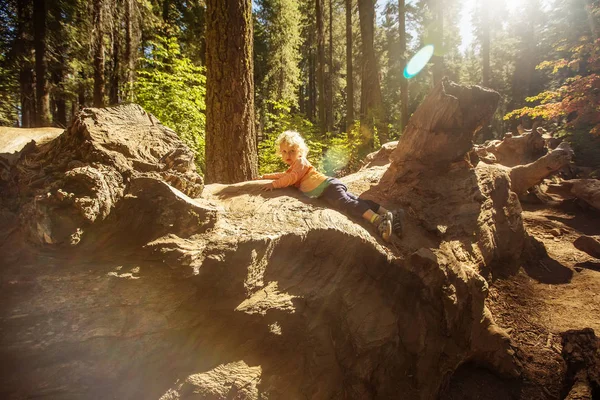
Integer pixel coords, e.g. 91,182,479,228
474,127,547,167
561,329,600,400
571,179,600,211
0,104,204,246
509,142,573,196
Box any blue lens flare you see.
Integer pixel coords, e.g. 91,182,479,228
403,45,434,79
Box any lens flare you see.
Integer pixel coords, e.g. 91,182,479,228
403,45,434,79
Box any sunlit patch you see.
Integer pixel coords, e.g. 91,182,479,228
403,44,434,79
235,281,297,315
323,146,351,175
269,322,282,335
107,265,141,279
160,361,262,400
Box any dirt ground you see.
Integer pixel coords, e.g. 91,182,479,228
442,200,600,400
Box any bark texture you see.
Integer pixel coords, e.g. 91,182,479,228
205,0,257,183
384,78,500,173
509,142,573,196
561,329,600,400
0,104,204,246
474,128,547,167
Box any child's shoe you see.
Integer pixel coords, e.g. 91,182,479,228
375,212,393,242
392,209,405,237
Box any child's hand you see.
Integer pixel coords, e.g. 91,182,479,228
262,182,275,191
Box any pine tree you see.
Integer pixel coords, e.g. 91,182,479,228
345,0,354,131
357,0,388,145
33,0,50,125
205,0,257,183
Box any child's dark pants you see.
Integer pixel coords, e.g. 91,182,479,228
319,179,380,219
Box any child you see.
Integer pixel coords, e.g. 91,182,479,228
260,130,396,242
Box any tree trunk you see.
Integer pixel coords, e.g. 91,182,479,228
357,0,388,145
398,0,408,132
327,0,334,131
205,0,257,183
481,0,490,87
345,0,354,132
509,2,537,114
431,0,444,86
109,0,121,106
51,68,67,127
124,0,136,103
78,70,86,109
309,48,316,121
33,0,51,127
49,1,67,127
16,0,35,128
316,0,327,135
584,0,599,39
162,0,171,36
93,0,105,108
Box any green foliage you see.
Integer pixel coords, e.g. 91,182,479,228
322,122,373,176
257,103,375,178
258,100,322,174
255,0,302,106
505,35,600,135
0,57,18,126
135,36,207,171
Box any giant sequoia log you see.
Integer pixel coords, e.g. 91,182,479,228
1,83,529,399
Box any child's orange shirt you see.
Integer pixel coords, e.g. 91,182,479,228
262,157,329,196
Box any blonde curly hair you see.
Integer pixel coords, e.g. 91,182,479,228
275,130,309,158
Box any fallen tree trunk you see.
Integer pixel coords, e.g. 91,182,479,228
0,92,525,400
473,128,547,167
509,142,574,196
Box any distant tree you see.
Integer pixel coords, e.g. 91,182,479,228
357,0,388,145
506,0,600,135
316,0,327,135
15,0,35,127
205,0,257,183
345,0,354,131
398,0,409,131
327,0,334,131
33,0,50,125
508,0,545,116
92,0,105,107
254,0,302,107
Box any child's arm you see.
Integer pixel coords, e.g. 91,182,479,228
261,172,286,179
271,160,308,188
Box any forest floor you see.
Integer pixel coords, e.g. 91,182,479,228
443,200,600,400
